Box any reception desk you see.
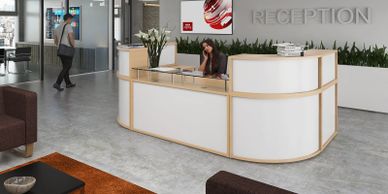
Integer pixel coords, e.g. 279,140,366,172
117,45,338,163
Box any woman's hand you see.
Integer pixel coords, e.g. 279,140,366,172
202,50,208,61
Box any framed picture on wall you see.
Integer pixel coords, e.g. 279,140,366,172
181,0,233,34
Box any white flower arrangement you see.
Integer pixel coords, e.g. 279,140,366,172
135,28,171,68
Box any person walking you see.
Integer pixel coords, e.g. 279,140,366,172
53,13,76,91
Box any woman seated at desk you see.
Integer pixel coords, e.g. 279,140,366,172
199,39,227,79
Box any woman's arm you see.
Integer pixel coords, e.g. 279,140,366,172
199,50,208,72
216,53,227,75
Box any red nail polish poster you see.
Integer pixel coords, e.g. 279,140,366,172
181,0,233,34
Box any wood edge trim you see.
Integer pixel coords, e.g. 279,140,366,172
117,47,147,51
227,95,232,157
117,117,130,129
130,81,134,129
231,80,337,99
231,132,337,164
131,128,229,157
231,151,321,164
319,94,323,150
117,73,130,81
335,51,339,132
318,57,323,150
228,51,336,61
322,131,338,150
229,56,321,61
228,57,234,92
335,84,339,132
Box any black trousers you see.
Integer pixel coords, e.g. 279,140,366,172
56,56,73,85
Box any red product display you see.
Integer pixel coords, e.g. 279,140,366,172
203,0,232,30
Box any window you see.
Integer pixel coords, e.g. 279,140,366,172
0,16,17,46
0,0,16,12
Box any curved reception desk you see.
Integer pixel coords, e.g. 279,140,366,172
117,46,338,163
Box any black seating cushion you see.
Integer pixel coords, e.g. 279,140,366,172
8,56,31,62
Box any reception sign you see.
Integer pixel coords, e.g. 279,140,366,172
181,0,233,34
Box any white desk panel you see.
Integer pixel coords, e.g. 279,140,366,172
233,59,318,93
118,80,130,126
118,51,129,76
322,53,336,85
233,96,319,160
133,82,228,154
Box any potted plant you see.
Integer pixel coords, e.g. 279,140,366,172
135,28,171,68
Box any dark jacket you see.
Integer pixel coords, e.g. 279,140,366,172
200,52,227,75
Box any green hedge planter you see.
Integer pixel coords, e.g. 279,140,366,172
176,37,388,68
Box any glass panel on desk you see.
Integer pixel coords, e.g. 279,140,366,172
131,66,229,93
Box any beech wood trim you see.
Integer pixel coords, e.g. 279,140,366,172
227,95,232,157
117,73,130,81
130,81,134,129
117,117,130,129
25,144,34,158
322,131,338,150
318,57,323,150
231,80,337,99
335,51,339,132
231,132,337,164
117,47,146,51
228,57,234,93
228,50,337,61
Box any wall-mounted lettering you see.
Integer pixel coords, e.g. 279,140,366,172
252,7,371,25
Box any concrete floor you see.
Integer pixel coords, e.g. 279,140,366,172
1,71,388,194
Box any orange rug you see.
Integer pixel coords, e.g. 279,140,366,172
1,152,155,194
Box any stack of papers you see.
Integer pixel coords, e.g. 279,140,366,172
274,43,304,57
181,71,204,77
151,67,178,72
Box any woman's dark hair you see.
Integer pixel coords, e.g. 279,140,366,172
201,39,221,74
64,14,74,21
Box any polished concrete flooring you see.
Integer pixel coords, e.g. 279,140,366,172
0,61,105,85
1,71,388,194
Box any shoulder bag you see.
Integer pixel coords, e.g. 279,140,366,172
57,24,75,57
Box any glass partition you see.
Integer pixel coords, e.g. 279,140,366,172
69,0,109,73
0,0,41,84
41,0,110,81
42,0,65,80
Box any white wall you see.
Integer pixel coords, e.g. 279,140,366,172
24,0,40,42
160,0,388,47
70,0,109,48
